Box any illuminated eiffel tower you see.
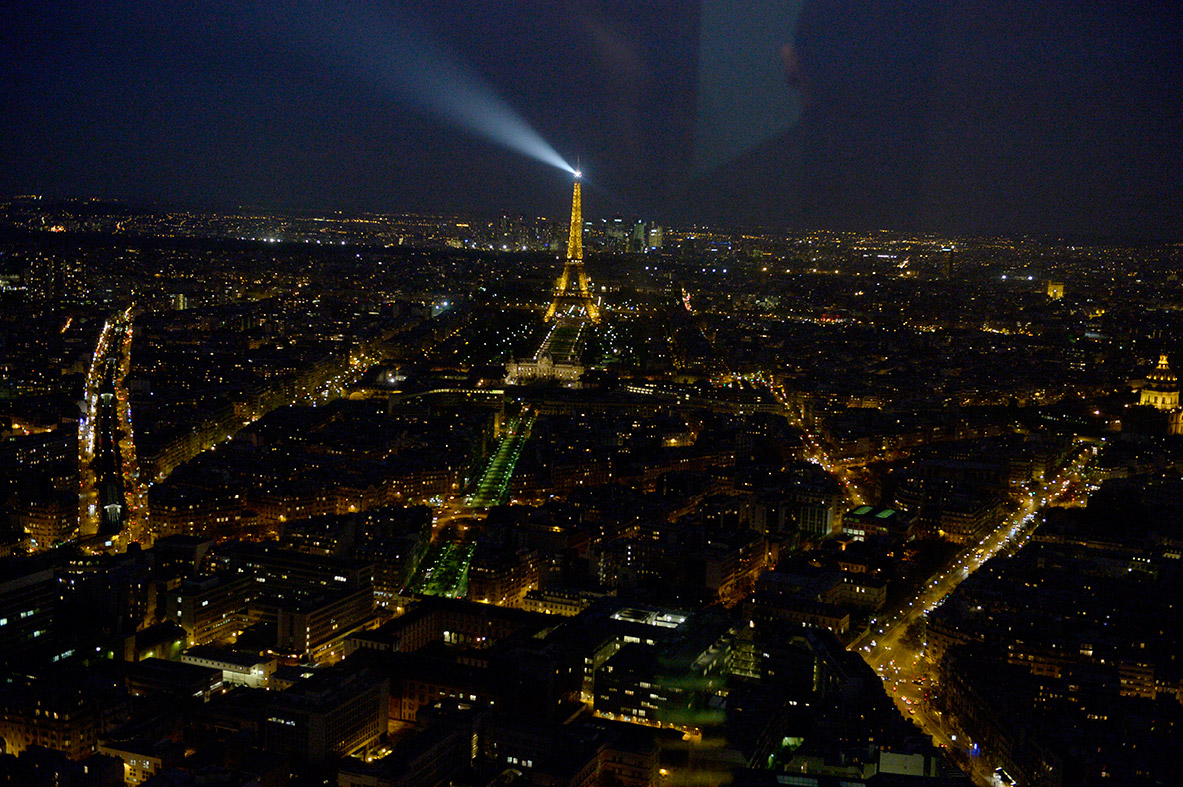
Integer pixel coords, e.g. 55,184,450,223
544,169,600,323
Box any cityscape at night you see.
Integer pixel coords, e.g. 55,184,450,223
2,3,1182,787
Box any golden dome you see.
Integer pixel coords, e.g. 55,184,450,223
1146,354,1178,389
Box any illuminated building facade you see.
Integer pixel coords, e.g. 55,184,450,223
161,574,253,647
0,567,57,664
264,660,389,763
181,645,276,688
18,491,78,551
1138,354,1183,434
1140,354,1179,410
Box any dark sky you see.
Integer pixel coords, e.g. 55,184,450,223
2,1,1181,238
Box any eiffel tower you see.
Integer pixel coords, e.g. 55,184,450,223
544,169,600,323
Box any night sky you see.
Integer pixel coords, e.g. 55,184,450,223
2,1,1181,238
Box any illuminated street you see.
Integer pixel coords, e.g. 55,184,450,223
769,382,867,508
78,307,147,546
851,447,1094,785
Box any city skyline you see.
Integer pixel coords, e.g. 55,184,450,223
4,167,1183,787
3,4,1183,787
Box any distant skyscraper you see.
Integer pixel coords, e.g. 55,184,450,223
545,171,600,323
607,215,627,251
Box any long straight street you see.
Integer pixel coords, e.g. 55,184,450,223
853,446,1094,785
768,382,866,507
79,307,147,546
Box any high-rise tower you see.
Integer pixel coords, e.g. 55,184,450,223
544,170,600,323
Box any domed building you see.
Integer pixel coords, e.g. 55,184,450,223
1140,355,1179,410
1139,354,1183,434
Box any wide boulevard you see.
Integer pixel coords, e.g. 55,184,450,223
852,446,1093,785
